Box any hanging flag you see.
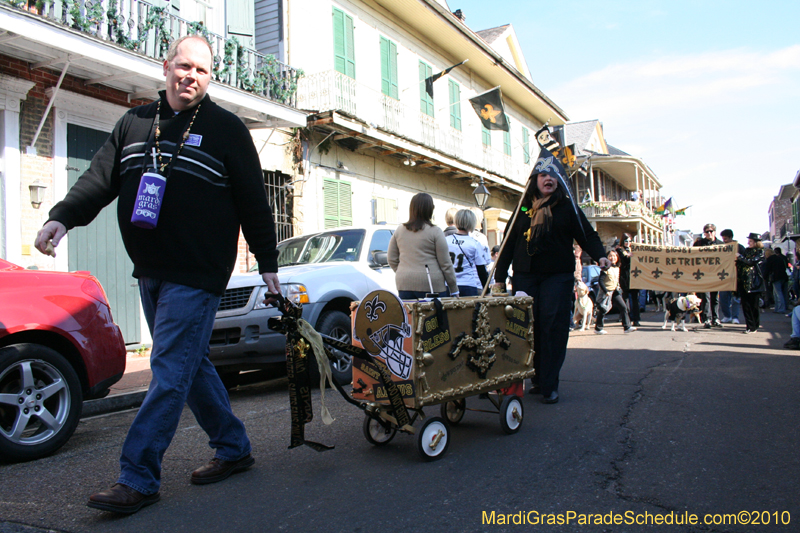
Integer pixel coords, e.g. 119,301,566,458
424,59,469,99
654,198,673,216
664,197,674,215
674,206,691,216
533,146,584,237
469,87,509,131
534,124,560,153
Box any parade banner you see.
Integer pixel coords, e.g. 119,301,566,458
629,242,738,292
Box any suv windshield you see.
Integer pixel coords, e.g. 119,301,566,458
248,229,367,272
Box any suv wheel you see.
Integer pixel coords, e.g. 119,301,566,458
0,343,83,462
316,310,353,386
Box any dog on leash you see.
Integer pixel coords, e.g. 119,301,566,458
662,294,702,331
573,280,594,331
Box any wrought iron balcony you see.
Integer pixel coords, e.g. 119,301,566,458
2,0,301,106
580,200,664,228
298,70,532,185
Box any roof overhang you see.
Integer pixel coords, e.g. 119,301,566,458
367,0,568,126
0,5,306,128
580,154,662,191
308,110,525,197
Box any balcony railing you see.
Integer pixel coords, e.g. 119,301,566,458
298,70,532,184
3,0,301,106
580,200,664,227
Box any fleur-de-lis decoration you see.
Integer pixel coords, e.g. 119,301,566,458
364,294,386,322
480,104,501,123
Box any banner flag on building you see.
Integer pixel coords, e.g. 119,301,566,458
469,87,509,131
424,59,468,98
654,197,673,216
674,206,691,216
629,242,738,292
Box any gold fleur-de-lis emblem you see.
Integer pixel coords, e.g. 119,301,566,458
480,104,501,123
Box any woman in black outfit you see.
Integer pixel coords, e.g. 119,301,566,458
493,170,607,404
737,232,766,333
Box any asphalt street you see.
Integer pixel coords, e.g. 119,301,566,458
1,310,799,533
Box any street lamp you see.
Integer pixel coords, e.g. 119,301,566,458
473,177,490,209
29,180,47,209
473,177,491,235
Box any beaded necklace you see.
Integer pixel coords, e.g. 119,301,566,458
152,99,202,174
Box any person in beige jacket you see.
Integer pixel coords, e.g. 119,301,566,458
388,193,458,299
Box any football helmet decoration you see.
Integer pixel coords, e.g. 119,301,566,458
355,290,413,379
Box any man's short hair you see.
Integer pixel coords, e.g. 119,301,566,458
703,223,716,232
720,229,733,239
491,245,500,254
445,207,459,226
166,34,214,63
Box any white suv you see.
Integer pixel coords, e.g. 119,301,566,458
209,226,397,386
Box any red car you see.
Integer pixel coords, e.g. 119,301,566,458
0,258,126,461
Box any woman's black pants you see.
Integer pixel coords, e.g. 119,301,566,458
512,271,574,396
741,291,760,331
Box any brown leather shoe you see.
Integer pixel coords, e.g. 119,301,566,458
87,483,160,514
191,454,255,485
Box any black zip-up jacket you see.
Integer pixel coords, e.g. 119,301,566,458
48,92,278,295
494,200,605,283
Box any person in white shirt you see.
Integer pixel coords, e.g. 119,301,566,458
447,209,490,296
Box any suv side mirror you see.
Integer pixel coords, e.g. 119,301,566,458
371,250,389,267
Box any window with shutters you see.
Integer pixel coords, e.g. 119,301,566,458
419,61,434,117
503,115,512,156
481,125,491,147
333,8,355,78
522,127,530,164
380,36,399,100
323,179,353,229
449,80,461,131
794,199,800,233
372,197,397,224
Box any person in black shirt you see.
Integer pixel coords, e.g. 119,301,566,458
493,168,607,404
695,223,723,327
35,35,278,514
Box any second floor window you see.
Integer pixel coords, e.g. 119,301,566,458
482,125,491,147
380,37,399,99
419,61,434,117
324,178,353,229
503,115,512,156
449,79,461,131
333,8,355,78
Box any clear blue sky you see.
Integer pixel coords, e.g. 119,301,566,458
449,0,800,242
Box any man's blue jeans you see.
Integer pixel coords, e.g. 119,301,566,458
773,279,788,313
719,291,740,320
792,306,800,338
118,278,251,495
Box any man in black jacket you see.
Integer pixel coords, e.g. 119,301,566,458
35,35,279,514
695,223,723,327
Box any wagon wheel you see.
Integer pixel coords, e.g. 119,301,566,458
499,395,523,435
440,398,466,425
362,415,396,446
416,416,450,461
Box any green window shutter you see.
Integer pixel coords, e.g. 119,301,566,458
482,125,491,147
380,37,398,99
333,8,355,78
226,0,253,38
522,127,530,164
419,61,434,116
449,80,461,131
323,179,353,229
503,115,511,156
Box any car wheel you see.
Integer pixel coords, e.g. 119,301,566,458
316,310,353,387
0,343,83,462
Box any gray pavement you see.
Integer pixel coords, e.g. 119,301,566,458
2,308,799,533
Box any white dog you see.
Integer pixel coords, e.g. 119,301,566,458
662,294,702,332
573,281,594,331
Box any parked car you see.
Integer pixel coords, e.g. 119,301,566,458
0,259,126,462
210,226,397,387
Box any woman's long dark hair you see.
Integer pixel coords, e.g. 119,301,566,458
404,192,435,232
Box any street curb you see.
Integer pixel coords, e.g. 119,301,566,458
81,390,147,418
